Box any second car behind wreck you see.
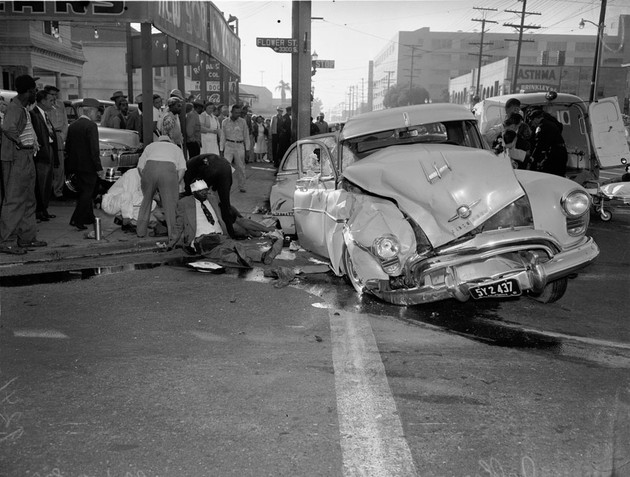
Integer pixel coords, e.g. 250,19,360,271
270,103,599,306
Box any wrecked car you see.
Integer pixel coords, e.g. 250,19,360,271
270,103,599,305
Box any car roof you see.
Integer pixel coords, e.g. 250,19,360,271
480,92,587,107
340,103,476,140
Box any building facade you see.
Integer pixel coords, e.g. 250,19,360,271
371,14,630,110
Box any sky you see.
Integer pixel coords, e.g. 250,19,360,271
212,0,630,113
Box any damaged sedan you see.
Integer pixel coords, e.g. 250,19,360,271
270,103,599,305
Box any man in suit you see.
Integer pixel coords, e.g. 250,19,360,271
168,179,282,264
183,153,238,239
65,98,103,230
277,106,292,162
270,106,283,167
44,85,69,200
30,89,59,222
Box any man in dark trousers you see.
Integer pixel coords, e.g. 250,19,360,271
528,109,568,177
277,106,292,162
184,153,238,239
30,89,59,222
270,106,283,167
0,74,46,255
65,98,103,230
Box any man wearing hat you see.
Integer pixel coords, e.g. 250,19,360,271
0,74,47,254
101,90,128,129
270,106,283,167
43,85,69,200
125,94,143,141
65,98,103,230
168,179,283,264
161,97,184,147
185,100,203,158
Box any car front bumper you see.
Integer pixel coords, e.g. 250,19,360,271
363,235,599,306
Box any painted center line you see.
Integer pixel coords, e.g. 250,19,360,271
13,329,69,339
330,310,418,477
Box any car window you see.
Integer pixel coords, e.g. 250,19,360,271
299,143,333,177
282,146,298,171
342,119,486,159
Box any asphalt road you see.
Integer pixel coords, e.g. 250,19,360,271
1,208,628,476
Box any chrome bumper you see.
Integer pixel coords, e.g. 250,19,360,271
364,236,599,306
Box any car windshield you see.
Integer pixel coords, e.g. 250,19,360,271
341,119,486,165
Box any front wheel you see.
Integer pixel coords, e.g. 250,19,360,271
528,277,568,303
600,210,612,222
342,246,365,295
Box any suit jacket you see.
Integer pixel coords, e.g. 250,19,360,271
65,116,101,174
30,108,59,165
169,193,227,249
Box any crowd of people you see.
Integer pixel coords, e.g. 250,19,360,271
484,97,569,176
0,77,293,261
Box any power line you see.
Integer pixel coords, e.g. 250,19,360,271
504,0,541,93
470,7,498,97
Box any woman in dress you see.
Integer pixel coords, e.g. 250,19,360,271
252,115,268,162
199,102,220,155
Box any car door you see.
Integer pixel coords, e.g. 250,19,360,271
589,97,630,169
269,143,299,234
269,134,338,236
293,140,340,258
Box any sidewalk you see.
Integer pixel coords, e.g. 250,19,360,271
0,162,277,268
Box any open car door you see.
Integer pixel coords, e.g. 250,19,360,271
293,140,346,259
589,97,630,169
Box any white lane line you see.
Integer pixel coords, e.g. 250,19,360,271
13,329,69,339
330,310,418,477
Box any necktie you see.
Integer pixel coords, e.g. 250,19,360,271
44,113,54,139
199,200,215,225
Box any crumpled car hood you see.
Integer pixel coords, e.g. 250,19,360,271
342,144,525,248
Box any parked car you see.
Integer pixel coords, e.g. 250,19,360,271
473,92,630,186
270,103,599,306
63,99,142,185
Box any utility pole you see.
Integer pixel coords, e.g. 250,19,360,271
385,70,394,90
504,0,541,93
361,78,364,114
470,7,497,99
405,45,422,104
589,0,608,103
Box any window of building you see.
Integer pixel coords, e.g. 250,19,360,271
43,21,60,37
432,39,452,50
547,41,567,51
575,42,595,52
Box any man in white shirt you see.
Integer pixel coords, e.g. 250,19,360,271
136,135,186,240
219,104,250,192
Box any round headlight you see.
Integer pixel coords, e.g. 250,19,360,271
562,190,590,217
372,235,400,260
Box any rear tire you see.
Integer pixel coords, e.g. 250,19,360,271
528,277,568,303
342,246,365,295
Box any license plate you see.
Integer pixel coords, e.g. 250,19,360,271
469,278,521,299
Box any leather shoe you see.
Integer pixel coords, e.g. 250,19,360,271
70,221,88,230
0,244,27,255
36,213,49,222
45,213,56,219
17,239,47,248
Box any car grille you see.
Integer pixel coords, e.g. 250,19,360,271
119,152,140,168
473,195,534,233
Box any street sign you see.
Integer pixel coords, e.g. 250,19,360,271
313,59,335,69
256,37,298,54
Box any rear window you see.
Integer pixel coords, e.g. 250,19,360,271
341,119,486,161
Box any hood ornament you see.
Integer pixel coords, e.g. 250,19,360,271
448,199,481,222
